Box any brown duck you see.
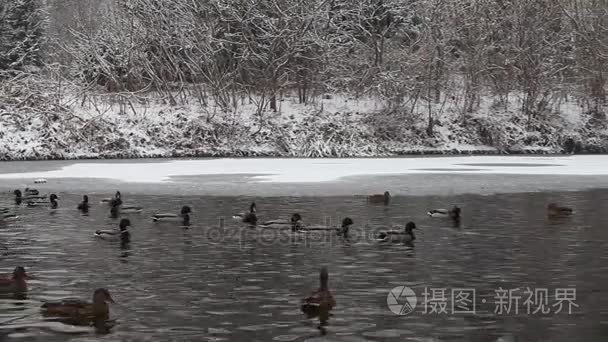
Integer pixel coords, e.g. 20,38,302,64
0,266,29,293
301,267,336,320
547,203,573,217
367,191,390,205
41,288,115,321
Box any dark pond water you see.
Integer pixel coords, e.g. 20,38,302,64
1,189,607,341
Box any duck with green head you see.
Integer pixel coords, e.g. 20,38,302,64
101,191,122,206
376,221,417,243
96,219,131,244
261,213,303,231
27,194,59,209
78,195,90,212
1,207,19,221
336,217,353,237
234,202,257,225
152,206,191,226
14,189,46,205
428,206,461,220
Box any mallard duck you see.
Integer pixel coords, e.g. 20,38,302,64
96,219,131,243
120,205,143,213
547,203,573,217
41,288,115,321
24,188,39,196
0,266,28,293
367,191,391,205
1,211,19,221
233,202,257,225
301,267,336,320
152,206,191,226
336,217,353,237
14,189,46,205
108,201,119,218
428,206,461,220
261,213,303,230
77,195,90,212
101,191,122,206
376,221,416,243
27,194,59,209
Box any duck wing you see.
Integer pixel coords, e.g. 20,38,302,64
242,213,256,223
41,299,91,317
261,219,289,226
428,209,448,216
152,213,177,218
121,206,143,212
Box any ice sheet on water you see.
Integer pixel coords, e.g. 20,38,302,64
0,156,606,184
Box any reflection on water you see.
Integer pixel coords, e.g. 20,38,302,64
0,190,607,341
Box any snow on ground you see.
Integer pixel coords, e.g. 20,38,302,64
0,155,606,184
2,75,607,160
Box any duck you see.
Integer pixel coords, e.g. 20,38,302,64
96,219,131,244
301,267,336,320
261,213,303,230
41,288,115,321
77,195,90,212
110,203,119,218
27,194,59,209
547,203,573,217
119,205,143,213
101,191,122,206
367,191,391,205
428,206,461,220
24,188,39,196
376,221,416,243
14,189,46,205
336,217,353,237
152,205,191,226
233,202,257,225
0,266,29,293
1,211,19,221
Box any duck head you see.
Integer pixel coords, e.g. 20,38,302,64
405,221,416,233
92,288,115,315
14,190,22,198
119,218,131,230
114,191,121,199
450,206,461,219
249,202,257,213
12,266,27,280
384,191,391,200
110,203,119,218
82,195,89,203
319,266,329,290
291,213,302,223
50,194,59,202
181,206,192,215
342,217,353,228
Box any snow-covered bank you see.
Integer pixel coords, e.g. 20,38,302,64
1,155,607,184
1,74,607,160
